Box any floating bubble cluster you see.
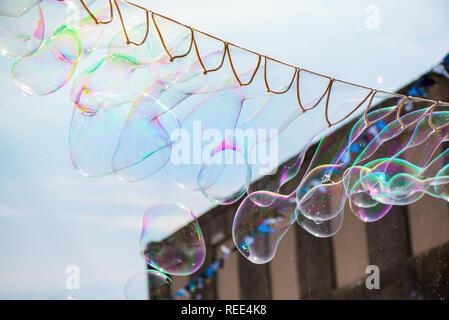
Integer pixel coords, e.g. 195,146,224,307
233,105,449,263
2,0,449,286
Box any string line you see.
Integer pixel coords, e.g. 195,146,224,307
78,0,449,131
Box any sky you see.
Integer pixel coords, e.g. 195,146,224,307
0,0,448,299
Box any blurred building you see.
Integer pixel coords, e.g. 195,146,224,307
166,54,449,300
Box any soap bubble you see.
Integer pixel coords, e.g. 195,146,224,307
67,4,110,54
247,138,311,204
112,93,181,182
140,203,206,276
71,53,147,114
0,1,44,57
4,0,449,272
233,191,296,264
297,209,344,237
198,137,251,205
124,270,171,300
296,165,346,221
433,163,449,200
349,199,392,223
12,26,81,95
0,0,40,18
69,102,132,177
164,89,245,191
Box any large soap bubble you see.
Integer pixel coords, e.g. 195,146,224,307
140,203,206,276
0,1,44,57
12,26,81,95
233,191,296,264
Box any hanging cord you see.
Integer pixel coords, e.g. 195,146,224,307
78,0,449,131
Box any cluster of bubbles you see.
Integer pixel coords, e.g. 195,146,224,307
0,0,380,206
234,104,449,264
3,0,449,298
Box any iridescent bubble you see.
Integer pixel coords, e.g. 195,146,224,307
0,0,39,17
198,136,251,205
108,22,155,62
297,209,344,238
69,102,132,177
247,139,310,205
140,203,206,276
66,4,109,55
348,171,387,207
68,23,242,182
0,1,44,57
12,26,81,95
37,0,85,42
352,108,432,166
431,163,449,200
5,0,449,258
112,93,181,182
124,270,171,300
164,89,245,191
233,191,296,264
349,199,392,223
71,54,146,115
296,165,346,221
289,106,449,228
361,159,424,205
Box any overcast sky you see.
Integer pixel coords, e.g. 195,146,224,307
0,0,448,299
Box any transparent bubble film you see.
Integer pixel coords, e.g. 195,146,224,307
2,0,449,274
140,203,206,276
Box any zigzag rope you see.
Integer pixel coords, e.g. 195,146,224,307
79,0,449,131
